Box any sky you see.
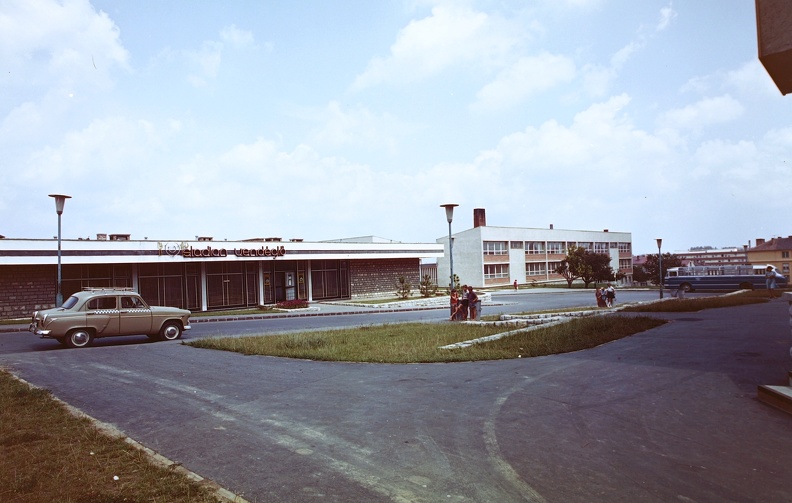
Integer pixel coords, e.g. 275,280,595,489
2,0,791,255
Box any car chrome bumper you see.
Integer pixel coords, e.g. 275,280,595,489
29,324,51,336
183,324,191,331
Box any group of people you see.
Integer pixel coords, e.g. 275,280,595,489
595,284,616,308
450,285,480,321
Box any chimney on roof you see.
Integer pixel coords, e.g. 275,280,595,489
549,224,554,230
473,208,486,228
757,238,766,246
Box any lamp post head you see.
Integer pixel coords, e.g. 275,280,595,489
49,194,71,215
656,238,662,250
440,203,458,224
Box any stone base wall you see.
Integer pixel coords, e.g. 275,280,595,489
349,259,421,299
0,265,57,319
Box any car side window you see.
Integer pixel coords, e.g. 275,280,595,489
88,297,117,310
121,296,143,309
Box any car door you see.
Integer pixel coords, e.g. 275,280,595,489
119,295,153,335
86,295,120,335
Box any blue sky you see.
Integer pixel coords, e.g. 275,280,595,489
2,0,790,254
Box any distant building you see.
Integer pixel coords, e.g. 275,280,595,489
672,247,748,267
436,208,632,288
746,236,792,275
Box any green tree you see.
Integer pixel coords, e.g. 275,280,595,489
588,253,617,286
632,264,651,284
643,253,683,285
396,276,412,299
555,245,586,287
419,274,438,297
556,245,616,288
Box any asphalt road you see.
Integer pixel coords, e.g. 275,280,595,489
4,289,787,503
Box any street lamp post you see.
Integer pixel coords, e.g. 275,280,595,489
440,204,458,290
656,238,663,299
49,194,71,307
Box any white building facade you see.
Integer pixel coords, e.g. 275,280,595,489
436,209,632,288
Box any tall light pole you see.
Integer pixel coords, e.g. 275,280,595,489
49,194,71,307
440,204,458,290
656,238,663,299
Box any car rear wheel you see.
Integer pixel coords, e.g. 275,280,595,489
680,282,693,292
66,329,93,348
159,321,183,341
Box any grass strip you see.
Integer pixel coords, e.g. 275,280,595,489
187,315,666,363
621,291,770,312
0,371,219,503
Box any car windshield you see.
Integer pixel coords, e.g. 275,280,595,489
61,296,79,309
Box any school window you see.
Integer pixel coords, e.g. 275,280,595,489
618,242,631,253
593,242,609,253
784,263,790,274
483,241,508,255
526,262,546,276
484,264,509,279
510,241,524,249
619,259,632,269
547,261,563,273
782,251,790,258
547,242,565,254
526,241,545,254
577,242,592,251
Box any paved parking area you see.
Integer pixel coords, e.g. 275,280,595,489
1,298,791,502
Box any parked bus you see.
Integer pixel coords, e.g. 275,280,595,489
664,265,787,292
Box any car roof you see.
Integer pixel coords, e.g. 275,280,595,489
71,288,141,299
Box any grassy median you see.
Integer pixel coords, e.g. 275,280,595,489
187,315,667,363
0,371,219,503
621,290,772,312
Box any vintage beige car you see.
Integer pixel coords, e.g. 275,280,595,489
29,288,191,348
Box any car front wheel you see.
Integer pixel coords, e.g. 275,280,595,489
66,329,93,348
159,322,183,341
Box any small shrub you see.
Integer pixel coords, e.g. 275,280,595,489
275,299,309,310
396,276,412,300
419,274,438,298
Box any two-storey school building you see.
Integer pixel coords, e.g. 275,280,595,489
0,234,443,320
436,209,632,288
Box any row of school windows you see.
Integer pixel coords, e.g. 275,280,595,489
484,258,633,280
483,241,631,255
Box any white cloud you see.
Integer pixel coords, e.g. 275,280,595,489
0,0,129,90
185,40,223,87
658,95,744,131
351,3,520,90
220,25,255,49
471,53,576,112
308,101,415,154
656,4,677,32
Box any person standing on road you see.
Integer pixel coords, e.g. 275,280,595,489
449,289,459,320
467,286,479,320
596,287,605,308
605,284,616,308
765,266,783,299
460,285,469,320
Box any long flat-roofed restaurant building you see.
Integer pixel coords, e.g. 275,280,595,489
436,209,632,288
0,234,443,319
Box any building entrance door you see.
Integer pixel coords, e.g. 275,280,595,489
274,272,296,302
